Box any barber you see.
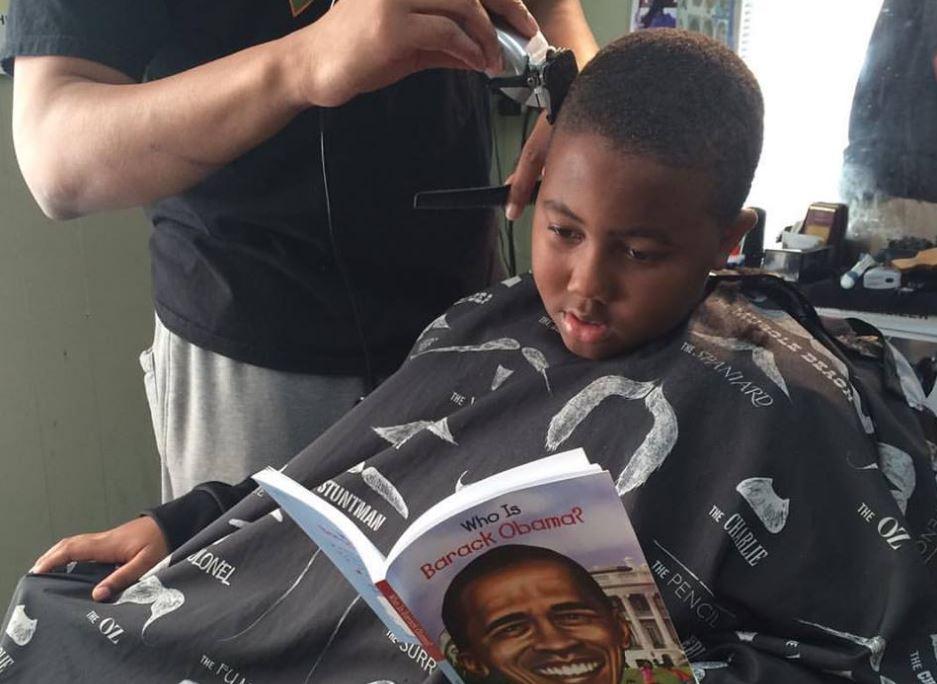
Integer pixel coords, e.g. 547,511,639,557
4,0,598,501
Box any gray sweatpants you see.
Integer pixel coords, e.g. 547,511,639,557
140,315,367,502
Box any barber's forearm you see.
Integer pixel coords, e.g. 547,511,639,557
527,0,599,66
13,36,312,220
14,0,535,221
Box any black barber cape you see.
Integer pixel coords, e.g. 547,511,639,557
3,274,937,683
1,0,496,374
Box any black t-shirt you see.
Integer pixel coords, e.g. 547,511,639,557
844,0,937,203
3,0,497,375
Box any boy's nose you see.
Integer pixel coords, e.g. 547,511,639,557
567,250,611,302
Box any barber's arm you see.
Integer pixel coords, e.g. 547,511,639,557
12,0,538,221
506,0,598,220
526,0,598,64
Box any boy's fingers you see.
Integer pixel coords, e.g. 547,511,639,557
31,534,108,573
92,552,160,603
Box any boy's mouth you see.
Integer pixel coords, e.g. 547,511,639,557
562,311,610,344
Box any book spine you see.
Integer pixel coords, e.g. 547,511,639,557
375,580,445,663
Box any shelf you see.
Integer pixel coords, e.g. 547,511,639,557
815,308,937,344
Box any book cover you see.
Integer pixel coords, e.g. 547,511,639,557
255,452,695,684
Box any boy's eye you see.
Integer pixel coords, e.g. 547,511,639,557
620,244,665,262
548,225,582,243
626,246,653,261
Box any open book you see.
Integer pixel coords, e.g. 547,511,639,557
254,450,694,684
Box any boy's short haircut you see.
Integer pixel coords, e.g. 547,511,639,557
557,29,764,224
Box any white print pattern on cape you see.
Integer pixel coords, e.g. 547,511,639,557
736,478,790,534
750,301,848,371
373,417,457,449
416,314,449,341
851,384,876,435
736,631,756,642
692,331,790,398
345,460,411,519
877,443,916,515
219,550,320,642
413,314,450,354
798,619,886,672
304,596,360,684
546,376,678,495
5,605,37,646
362,466,409,519
411,337,520,358
141,555,172,579
522,347,551,393
692,661,729,680
210,531,237,548
750,301,876,433
114,575,185,639
455,291,493,306
652,539,737,622
491,365,515,391
886,341,928,411
501,275,523,287
414,337,438,354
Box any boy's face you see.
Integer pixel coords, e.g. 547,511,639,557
531,130,752,360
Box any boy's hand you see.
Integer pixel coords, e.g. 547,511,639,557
30,517,169,602
294,0,539,107
506,111,553,221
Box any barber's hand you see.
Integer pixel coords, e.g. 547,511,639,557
505,110,553,220
31,516,169,602
297,0,539,107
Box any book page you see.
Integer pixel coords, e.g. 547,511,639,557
388,448,598,562
252,468,415,641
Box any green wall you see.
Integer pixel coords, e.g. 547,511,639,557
0,79,159,603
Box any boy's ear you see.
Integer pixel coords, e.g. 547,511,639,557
713,207,758,269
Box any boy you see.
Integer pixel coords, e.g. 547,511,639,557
11,30,937,683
